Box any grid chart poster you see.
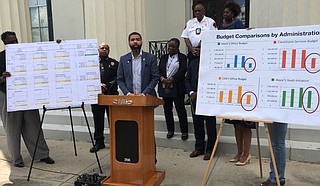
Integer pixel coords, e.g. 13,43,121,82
6,39,100,112
197,25,320,126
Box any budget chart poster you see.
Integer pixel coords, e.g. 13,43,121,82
6,39,100,112
197,25,320,126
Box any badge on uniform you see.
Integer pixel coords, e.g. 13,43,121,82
196,28,201,35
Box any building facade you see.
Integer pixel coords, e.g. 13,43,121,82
1,0,319,56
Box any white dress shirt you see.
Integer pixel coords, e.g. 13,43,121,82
181,16,217,47
131,51,142,94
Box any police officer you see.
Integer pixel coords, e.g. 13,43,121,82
181,3,217,62
182,4,218,160
181,3,217,105
90,43,119,153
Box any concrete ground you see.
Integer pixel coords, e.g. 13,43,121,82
0,135,320,186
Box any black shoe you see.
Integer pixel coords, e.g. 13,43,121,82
40,157,55,164
260,179,285,186
189,150,204,158
90,143,105,153
181,133,188,140
166,131,174,139
203,153,211,161
14,162,25,168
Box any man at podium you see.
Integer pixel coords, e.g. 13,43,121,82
117,32,159,97
117,31,159,164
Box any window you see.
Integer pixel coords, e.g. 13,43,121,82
29,0,53,42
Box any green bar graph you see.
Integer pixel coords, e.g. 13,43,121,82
299,88,303,108
290,89,294,107
282,91,286,106
308,91,312,108
281,87,315,109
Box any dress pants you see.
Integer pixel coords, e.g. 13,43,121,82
163,96,188,134
191,100,217,153
91,104,109,144
0,91,49,165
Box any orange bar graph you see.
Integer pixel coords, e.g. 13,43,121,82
291,49,296,68
228,90,232,103
237,86,242,104
219,91,223,102
311,58,316,68
301,50,306,68
282,51,286,68
246,95,251,104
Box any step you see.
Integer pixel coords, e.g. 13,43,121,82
0,105,319,163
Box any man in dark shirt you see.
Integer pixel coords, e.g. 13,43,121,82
0,31,54,167
185,56,217,161
90,43,119,153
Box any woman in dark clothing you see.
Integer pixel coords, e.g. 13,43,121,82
219,2,256,166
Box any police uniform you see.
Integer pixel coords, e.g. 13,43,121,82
181,16,217,47
181,16,217,61
99,57,119,95
91,56,119,146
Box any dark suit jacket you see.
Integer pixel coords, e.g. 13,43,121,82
117,51,159,97
185,57,200,94
159,52,187,96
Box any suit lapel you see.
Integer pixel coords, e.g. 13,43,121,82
141,51,146,83
125,53,133,78
163,54,169,77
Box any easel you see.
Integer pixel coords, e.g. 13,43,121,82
27,102,103,181
201,117,282,186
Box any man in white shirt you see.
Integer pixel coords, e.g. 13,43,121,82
181,3,217,61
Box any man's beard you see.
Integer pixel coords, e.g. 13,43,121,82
130,45,142,52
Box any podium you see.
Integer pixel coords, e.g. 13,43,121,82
98,94,165,186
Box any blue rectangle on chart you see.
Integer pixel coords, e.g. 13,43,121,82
241,56,245,68
234,55,238,68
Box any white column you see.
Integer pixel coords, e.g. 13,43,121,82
0,0,31,50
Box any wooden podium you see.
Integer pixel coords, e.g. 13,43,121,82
98,94,165,186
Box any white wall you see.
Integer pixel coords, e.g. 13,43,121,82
51,0,188,58
145,0,187,54
51,0,85,40
250,0,320,28
83,0,146,59
0,0,31,50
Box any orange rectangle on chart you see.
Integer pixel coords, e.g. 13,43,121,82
246,95,251,104
282,51,286,68
301,50,306,68
237,86,242,104
311,58,316,68
291,49,296,68
228,90,232,103
219,91,223,102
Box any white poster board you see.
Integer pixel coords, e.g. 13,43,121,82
197,25,320,126
6,39,100,112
